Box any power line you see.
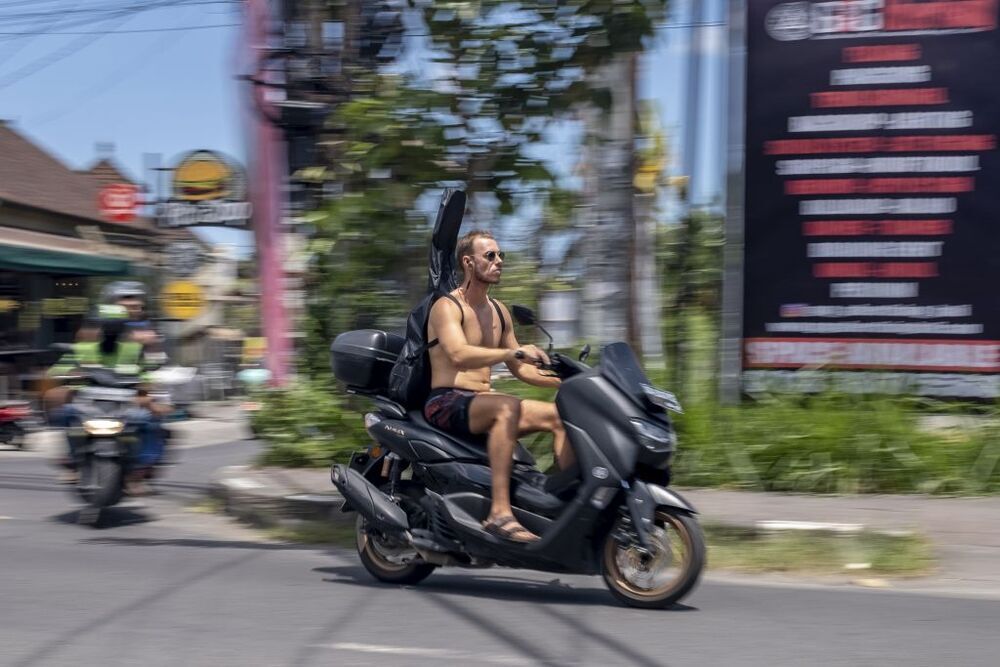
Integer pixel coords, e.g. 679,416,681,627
0,0,227,89
0,12,132,90
0,0,233,23
0,22,237,35
35,26,183,125
0,0,80,11
0,0,193,36
0,1,81,64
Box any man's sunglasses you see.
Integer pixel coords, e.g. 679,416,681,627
483,251,506,262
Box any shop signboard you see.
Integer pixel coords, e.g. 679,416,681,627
98,183,140,223
164,241,205,277
161,280,205,320
156,150,252,229
742,0,1000,398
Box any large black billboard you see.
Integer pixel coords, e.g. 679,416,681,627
742,0,1000,397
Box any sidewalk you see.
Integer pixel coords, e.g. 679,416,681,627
211,465,1000,597
4,400,250,460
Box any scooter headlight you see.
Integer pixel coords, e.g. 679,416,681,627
639,383,683,413
83,419,125,436
630,418,676,453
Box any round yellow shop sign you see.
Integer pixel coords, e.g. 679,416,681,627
162,281,205,320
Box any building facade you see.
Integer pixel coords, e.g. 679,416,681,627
0,122,163,397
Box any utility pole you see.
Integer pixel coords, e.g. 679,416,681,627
244,0,292,385
582,54,638,352
684,0,707,212
633,102,667,370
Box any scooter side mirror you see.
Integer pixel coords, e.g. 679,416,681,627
511,304,553,351
511,305,536,326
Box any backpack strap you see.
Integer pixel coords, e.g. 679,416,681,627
441,293,464,326
489,297,507,337
425,293,465,352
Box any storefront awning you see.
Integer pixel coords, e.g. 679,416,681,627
0,243,130,275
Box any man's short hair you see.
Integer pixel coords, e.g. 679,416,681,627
456,230,495,268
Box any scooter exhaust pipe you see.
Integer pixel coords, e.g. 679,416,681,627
330,464,409,534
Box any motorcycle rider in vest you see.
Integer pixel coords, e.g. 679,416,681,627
48,304,173,494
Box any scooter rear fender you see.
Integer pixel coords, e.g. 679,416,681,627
338,450,390,512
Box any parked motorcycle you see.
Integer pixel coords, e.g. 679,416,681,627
0,400,36,449
330,306,704,609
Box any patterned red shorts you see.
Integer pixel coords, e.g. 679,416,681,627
424,387,477,437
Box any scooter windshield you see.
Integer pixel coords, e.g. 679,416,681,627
599,342,654,411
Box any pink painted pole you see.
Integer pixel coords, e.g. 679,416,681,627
244,0,291,385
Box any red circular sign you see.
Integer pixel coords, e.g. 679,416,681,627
98,183,139,222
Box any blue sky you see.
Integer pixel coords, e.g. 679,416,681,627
648,0,728,208
0,0,727,252
0,0,249,250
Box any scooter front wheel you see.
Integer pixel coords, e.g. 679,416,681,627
78,457,124,509
601,509,704,609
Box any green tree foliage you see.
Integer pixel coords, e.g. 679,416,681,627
302,0,671,375
658,209,723,393
302,81,457,373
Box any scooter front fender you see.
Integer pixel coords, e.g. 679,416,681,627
92,438,124,459
646,484,697,514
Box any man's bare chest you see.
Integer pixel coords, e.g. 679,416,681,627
460,304,502,348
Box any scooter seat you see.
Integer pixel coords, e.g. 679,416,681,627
405,410,535,465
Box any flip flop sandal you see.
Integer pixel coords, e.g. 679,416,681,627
483,515,540,543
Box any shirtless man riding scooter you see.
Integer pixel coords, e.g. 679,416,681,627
425,230,574,543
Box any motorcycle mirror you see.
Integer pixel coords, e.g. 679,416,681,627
579,344,591,363
511,304,536,325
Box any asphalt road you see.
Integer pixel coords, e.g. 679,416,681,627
1,438,998,666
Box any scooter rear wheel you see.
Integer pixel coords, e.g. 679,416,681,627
355,483,436,585
601,508,704,609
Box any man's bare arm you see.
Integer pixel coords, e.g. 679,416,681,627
498,302,561,389
430,298,517,369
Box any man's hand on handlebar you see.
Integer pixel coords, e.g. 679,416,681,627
508,344,551,368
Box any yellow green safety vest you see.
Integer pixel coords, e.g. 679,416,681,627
50,340,146,377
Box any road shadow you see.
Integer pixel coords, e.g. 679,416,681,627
313,564,698,612
80,535,318,550
51,506,154,529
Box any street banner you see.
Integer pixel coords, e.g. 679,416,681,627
742,0,1000,398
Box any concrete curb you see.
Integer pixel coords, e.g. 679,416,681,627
205,464,1000,596
210,466,901,539
210,465,352,529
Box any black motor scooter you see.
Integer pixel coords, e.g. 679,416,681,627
330,306,704,609
56,368,148,524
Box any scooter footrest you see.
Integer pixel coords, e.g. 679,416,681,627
410,528,460,553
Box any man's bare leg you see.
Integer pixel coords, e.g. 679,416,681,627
468,394,537,540
519,399,575,471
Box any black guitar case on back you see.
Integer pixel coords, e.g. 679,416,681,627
387,189,467,408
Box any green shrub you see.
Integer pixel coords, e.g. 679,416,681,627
251,379,370,468
673,394,1000,495
249,376,1000,495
